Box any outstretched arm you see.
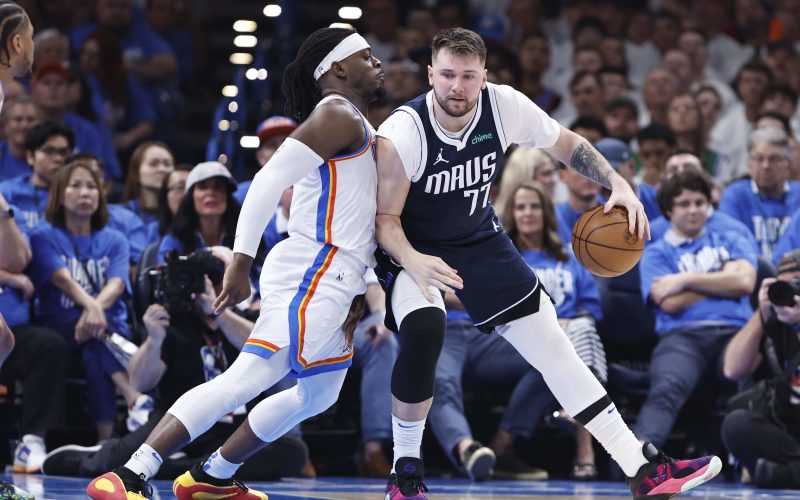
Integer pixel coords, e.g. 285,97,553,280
544,125,649,239
375,137,462,302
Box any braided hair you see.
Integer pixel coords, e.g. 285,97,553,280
282,27,355,123
0,1,27,68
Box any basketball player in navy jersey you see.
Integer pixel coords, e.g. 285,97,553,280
376,28,720,500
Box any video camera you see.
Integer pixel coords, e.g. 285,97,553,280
768,278,800,308
140,249,225,315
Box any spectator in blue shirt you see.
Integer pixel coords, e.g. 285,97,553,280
157,161,239,262
0,96,41,182
636,170,757,447
30,162,141,441
70,0,178,90
0,121,75,229
649,151,752,246
78,27,156,154
719,127,800,261
69,152,148,264
555,156,601,244
634,123,676,221
30,61,123,180
122,140,175,224
145,0,196,86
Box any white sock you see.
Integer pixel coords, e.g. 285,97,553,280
392,415,425,472
583,403,647,477
202,448,242,480
124,444,163,481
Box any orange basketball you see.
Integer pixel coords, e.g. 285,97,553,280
571,206,644,277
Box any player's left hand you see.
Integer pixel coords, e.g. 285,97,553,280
651,273,687,304
604,178,650,240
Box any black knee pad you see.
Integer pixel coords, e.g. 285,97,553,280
391,307,446,404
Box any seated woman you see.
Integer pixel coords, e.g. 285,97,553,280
122,141,175,224
157,162,239,263
30,162,144,441
502,180,606,480
144,164,192,246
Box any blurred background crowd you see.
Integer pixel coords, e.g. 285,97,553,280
1,0,800,491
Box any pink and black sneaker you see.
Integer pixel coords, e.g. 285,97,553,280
385,457,428,499
628,442,722,499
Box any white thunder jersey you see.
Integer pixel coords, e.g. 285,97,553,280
287,95,377,267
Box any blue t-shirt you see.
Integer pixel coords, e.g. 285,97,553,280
70,21,174,62
108,204,147,263
0,175,49,230
521,248,602,320
63,113,123,181
124,199,157,225
639,228,756,334
30,225,131,336
718,179,800,261
85,74,157,134
772,205,800,265
638,182,662,221
0,141,30,182
555,202,585,246
649,209,758,254
0,204,32,327
233,180,252,205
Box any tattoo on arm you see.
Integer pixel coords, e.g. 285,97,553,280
570,143,613,189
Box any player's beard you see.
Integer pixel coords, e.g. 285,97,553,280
433,88,477,118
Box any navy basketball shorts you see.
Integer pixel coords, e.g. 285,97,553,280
376,232,547,333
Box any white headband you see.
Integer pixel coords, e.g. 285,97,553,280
313,33,371,81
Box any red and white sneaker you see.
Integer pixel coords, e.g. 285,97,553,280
86,467,151,499
628,442,722,499
385,457,428,499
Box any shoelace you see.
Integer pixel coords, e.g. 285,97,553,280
232,478,249,492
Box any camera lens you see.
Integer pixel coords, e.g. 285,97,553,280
768,280,797,307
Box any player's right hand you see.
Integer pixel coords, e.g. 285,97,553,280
213,259,252,314
404,251,463,302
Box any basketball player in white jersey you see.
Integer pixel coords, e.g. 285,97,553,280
0,1,33,112
87,27,384,500
375,28,720,500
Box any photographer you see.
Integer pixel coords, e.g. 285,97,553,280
722,249,800,489
41,256,309,480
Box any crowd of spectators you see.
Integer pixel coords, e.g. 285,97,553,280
1,0,800,490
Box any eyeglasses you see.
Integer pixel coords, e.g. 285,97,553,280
749,153,787,166
38,146,71,158
673,199,708,209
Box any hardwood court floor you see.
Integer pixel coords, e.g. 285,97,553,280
3,472,798,499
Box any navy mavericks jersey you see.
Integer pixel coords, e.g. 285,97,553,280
395,87,504,246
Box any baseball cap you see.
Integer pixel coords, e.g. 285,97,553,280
185,161,237,193
256,116,297,142
594,138,631,170
33,61,70,83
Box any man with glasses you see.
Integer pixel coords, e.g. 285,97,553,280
0,121,75,229
635,169,758,447
719,127,800,260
